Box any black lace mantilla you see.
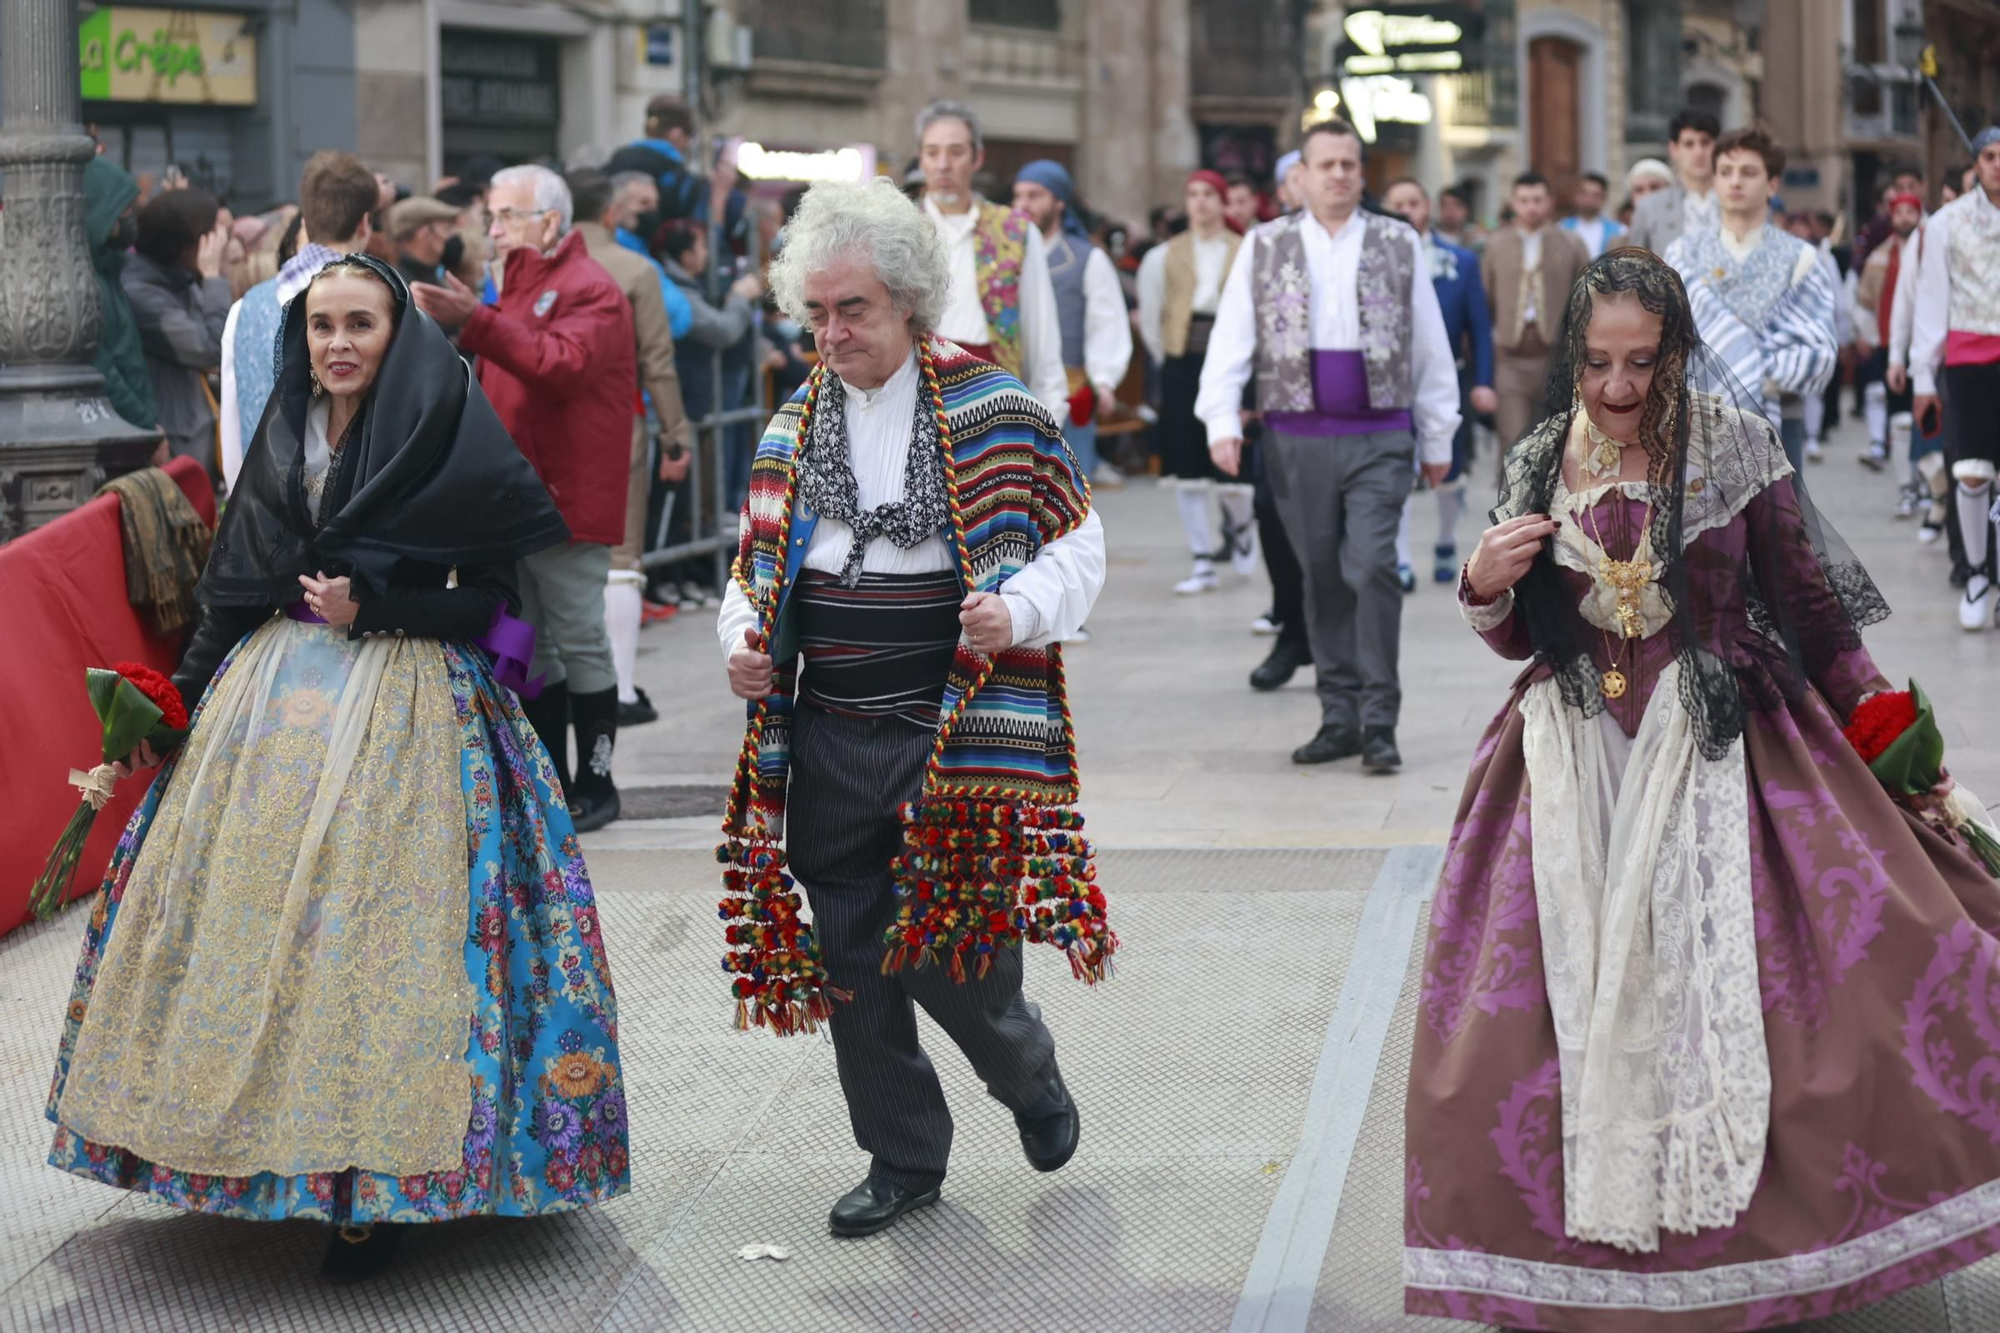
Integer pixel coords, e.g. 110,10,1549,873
1493,248,1890,761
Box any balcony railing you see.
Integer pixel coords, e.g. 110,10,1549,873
1446,70,1490,127
748,0,887,69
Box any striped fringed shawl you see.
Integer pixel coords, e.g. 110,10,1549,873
717,336,1117,1035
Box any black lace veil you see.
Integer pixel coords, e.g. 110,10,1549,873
1491,248,1888,758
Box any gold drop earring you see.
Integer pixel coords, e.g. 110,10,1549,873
311,371,324,397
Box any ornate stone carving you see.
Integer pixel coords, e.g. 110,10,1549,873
0,0,164,543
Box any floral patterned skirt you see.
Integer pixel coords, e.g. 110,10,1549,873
45,618,629,1223
1406,681,2000,1330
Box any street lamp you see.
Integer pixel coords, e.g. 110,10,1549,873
0,0,159,543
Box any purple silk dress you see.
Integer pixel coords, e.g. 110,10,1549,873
1405,476,2000,1331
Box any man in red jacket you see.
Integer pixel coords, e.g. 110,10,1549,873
412,164,638,831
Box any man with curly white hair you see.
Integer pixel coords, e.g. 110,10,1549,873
712,177,1113,1240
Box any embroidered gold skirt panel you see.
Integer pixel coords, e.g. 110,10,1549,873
57,617,475,1178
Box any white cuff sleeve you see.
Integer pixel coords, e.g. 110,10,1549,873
1458,586,1515,632
716,579,758,659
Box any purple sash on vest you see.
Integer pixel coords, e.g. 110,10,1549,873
283,599,545,698
1265,350,1416,438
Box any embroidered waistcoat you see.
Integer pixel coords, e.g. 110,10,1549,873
1249,210,1416,413
1943,191,2000,335
971,202,1030,378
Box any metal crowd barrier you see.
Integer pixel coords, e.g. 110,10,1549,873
640,219,769,591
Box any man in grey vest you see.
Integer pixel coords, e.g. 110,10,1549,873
1012,160,1133,493
1197,119,1462,773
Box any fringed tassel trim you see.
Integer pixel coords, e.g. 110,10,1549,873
883,796,1118,986
717,836,846,1037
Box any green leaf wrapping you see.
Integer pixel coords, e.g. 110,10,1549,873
88,667,164,764
1866,680,1946,795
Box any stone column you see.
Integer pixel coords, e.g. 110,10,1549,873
0,0,160,543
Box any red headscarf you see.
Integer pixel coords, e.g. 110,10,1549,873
1185,170,1243,233
1186,168,1230,199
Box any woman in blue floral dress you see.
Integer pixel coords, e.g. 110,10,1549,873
44,254,629,1281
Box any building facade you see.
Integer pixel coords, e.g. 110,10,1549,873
340,0,1308,235
1405,0,1762,225
57,0,358,210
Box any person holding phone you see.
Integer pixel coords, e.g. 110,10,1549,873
121,188,232,477
1906,127,2000,630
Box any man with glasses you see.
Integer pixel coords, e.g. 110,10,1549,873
411,165,640,831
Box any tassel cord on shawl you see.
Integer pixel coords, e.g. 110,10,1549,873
880,341,1119,988
717,367,844,1036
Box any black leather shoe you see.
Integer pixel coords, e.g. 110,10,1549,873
1292,725,1360,765
320,1223,403,1284
828,1177,941,1237
616,687,658,728
1249,641,1310,692
1015,1071,1080,1173
568,786,621,832
1362,726,1401,774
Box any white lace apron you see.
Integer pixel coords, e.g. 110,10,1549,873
1519,448,1773,1254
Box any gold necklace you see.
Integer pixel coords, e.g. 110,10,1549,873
1579,477,1654,700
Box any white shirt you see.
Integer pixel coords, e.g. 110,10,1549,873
1889,217,1929,369
925,196,1071,418
1136,230,1233,364
1683,188,1720,235
217,253,337,494
1909,189,2000,396
1193,211,1463,465
1075,243,1133,394
716,350,1107,656
1564,216,1614,260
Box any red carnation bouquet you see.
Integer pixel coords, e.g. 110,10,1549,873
1843,681,2000,876
29,662,190,918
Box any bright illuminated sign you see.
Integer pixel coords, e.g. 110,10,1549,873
736,142,876,183
1337,75,1434,144
1338,5,1480,77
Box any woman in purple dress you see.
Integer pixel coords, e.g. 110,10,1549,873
1405,248,2000,1330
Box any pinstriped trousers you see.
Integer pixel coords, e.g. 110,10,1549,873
788,702,1062,1192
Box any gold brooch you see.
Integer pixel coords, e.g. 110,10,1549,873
1688,477,1706,494
1713,265,1727,280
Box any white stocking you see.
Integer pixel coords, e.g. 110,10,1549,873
1956,460,1996,573
1175,480,1215,562
1396,493,1414,569
605,572,645,705
1217,483,1257,573
1864,382,1887,448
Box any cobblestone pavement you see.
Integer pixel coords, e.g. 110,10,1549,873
5,412,1998,1331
